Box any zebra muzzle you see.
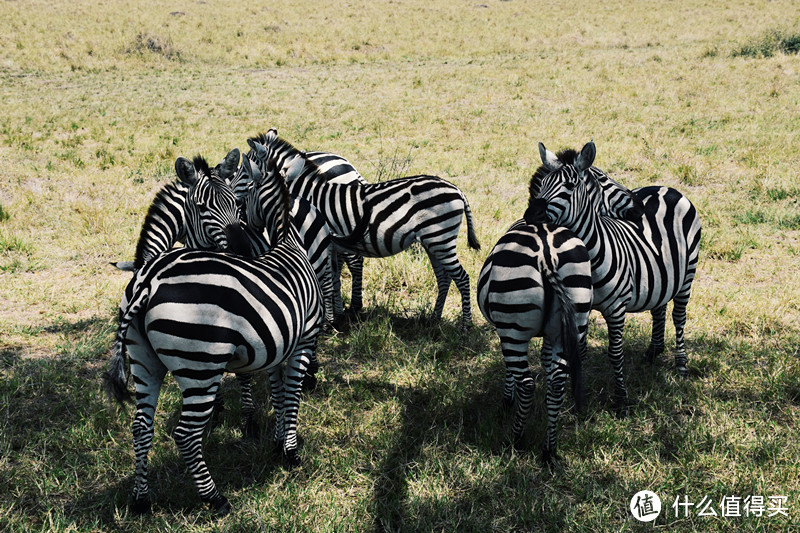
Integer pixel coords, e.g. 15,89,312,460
224,224,253,257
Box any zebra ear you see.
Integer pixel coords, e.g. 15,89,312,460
575,141,596,173
266,128,278,143
218,149,240,181
247,139,268,160
282,154,306,183
538,142,563,172
175,157,198,186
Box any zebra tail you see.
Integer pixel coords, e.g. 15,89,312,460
102,329,133,406
102,285,151,406
542,265,584,412
460,191,481,251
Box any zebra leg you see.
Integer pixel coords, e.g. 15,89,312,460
172,372,231,515
268,365,287,454
237,374,258,439
645,304,667,363
279,348,313,467
331,252,346,319
344,254,364,314
128,330,167,514
542,356,568,465
604,311,629,415
672,290,692,377
425,251,451,321
303,351,319,394
511,368,536,448
497,331,528,409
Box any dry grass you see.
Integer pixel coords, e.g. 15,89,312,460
1,1,799,531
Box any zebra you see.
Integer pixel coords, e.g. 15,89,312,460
477,220,592,462
228,140,367,319
529,140,702,412
247,130,481,327
103,151,323,515
112,149,249,271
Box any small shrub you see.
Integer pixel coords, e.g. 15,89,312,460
732,28,800,58
126,32,182,61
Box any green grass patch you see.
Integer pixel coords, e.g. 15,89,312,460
733,27,800,58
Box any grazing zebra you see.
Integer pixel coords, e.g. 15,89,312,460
477,220,592,462
112,149,249,271
229,138,367,318
103,153,323,515
247,130,481,326
529,141,702,411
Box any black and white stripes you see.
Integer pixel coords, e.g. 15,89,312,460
478,221,592,461
104,149,323,515
529,141,702,409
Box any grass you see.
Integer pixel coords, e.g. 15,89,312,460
1,0,799,531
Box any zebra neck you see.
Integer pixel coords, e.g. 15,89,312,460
134,181,189,269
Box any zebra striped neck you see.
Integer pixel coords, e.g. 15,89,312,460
134,180,189,270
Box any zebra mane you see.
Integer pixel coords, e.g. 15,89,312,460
529,148,578,199
251,131,301,155
133,180,189,270
192,155,211,177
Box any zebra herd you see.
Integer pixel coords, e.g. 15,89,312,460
103,131,701,515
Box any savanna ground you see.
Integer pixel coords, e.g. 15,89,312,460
1,1,799,531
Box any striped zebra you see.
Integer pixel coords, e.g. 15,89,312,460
229,141,367,318
103,152,323,515
477,220,592,462
247,130,481,326
112,149,248,271
529,141,702,411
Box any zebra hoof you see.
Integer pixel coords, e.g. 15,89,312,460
644,345,664,364
302,373,318,394
541,448,560,467
283,448,302,469
208,494,231,516
130,495,151,515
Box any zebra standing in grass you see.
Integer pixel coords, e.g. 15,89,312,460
477,219,592,462
229,138,367,318
529,141,702,411
103,151,323,516
247,130,481,326
113,149,249,271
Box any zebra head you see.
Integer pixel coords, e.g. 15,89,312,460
529,141,598,227
244,137,302,246
528,142,644,222
176,151,251,256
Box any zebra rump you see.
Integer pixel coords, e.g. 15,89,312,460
477,222,592,461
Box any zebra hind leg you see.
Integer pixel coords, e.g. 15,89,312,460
172,374,231,515
278,348,314,468
645,304,667,363
672,291,692,377
510,368,536,449
344,254,364,314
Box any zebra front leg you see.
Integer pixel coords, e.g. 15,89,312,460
172,373,231,515
237,374,258,439
331,251,346,319
645,304,667,363
604,311,629,416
